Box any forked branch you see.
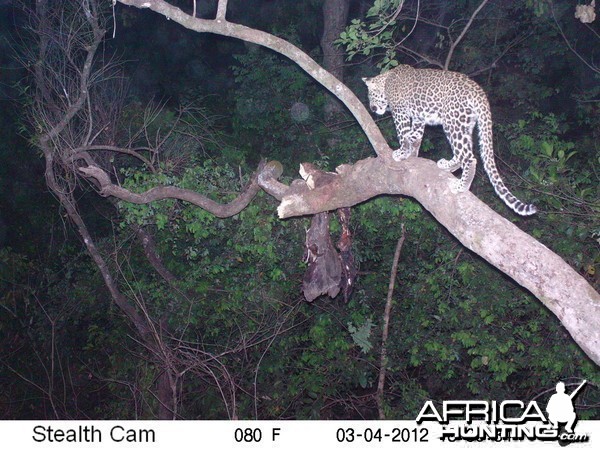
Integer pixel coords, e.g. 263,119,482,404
444,0,490,70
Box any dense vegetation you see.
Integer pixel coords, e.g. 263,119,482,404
0,0,598,419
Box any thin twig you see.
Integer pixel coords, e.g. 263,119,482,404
393,0,420,49
373,0,406,38
551,3,599,75
444,0,489,70
377,224,406,419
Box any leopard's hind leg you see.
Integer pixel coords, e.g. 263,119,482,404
439,120,477,193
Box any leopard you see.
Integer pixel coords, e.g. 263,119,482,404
362,65,536,216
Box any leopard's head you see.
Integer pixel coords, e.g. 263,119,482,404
362,74,389,115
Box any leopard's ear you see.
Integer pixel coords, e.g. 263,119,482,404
361,77,370,84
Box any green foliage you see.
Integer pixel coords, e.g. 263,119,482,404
341,190,599,418
336,0,403,71
502,113,577,186
499,112,598,261
348,318,374,354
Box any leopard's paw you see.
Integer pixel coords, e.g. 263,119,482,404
392,149,411,161
437,158,452,170
449,178,467,194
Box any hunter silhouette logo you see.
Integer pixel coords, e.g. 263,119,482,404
416,379,590,443
546,380,587,437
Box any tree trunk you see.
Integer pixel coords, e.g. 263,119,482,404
157,370,176,419
321,0,350,119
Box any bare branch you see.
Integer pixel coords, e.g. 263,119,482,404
28,1,185,417
135,226,178,284
551,3,600,75
444,0,489,70
392,0,420,50
377,225,406,420
216,0,228,21
397,45,443,68
78,160,281,218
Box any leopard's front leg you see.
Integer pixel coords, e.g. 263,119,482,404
406,119,425,157
392,112,425,161
391,110,413,161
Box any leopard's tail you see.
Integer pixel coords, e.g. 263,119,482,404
477,105,536,216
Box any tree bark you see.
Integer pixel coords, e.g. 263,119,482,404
136,226,178,284
321,0,350,118
157,370,177,419
302,212,342,302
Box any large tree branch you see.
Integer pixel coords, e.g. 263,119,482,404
114,0,600,367
267,157,600,365
116,0,392,160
